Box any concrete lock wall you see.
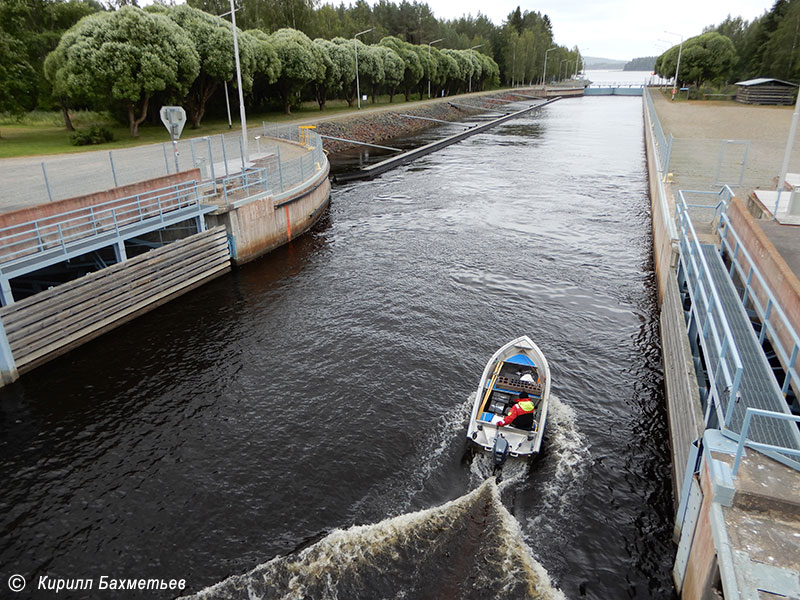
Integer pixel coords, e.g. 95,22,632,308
206,162,331,265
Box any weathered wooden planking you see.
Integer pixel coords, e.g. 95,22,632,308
1,227,227,331
2,227,230,371
15,260,230,371
8,247,229,358
3,233,227,338
6,241,228,352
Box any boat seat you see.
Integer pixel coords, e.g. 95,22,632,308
496,375,543,395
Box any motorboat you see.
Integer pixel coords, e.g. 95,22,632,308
466,336,550,466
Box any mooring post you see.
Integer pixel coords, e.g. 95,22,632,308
0,316,18,386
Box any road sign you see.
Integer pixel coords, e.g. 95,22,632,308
160,106,187,140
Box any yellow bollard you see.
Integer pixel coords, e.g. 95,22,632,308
298,125,316,147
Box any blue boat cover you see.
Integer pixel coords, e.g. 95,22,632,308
505,353,535,367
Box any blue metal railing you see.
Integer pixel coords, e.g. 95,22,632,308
676,188,744,426
643,87,673,173
718,206,800,400
732,408,800,476
0,130,329,268
0,181,204,265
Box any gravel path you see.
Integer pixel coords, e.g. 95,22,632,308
651,90,800,196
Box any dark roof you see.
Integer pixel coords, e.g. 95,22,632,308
735,78,798,87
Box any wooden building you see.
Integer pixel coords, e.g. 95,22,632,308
734,78,798,105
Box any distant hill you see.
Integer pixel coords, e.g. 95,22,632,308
624,56,656,71
583,56,628,70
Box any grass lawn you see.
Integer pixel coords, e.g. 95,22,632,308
0,95,428,159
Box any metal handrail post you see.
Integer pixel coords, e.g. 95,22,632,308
277,146,284,191
162,143,170,174
109,151,119,187
783,345,799,393
732,408,800,477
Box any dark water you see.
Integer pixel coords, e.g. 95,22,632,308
0,96,675,599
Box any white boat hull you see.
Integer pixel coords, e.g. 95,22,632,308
466,335,551,461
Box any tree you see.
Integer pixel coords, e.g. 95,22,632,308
45,6,200,136
379,36,422,100
269,27,324,114
312,38,339,109
0,0,101,119
331,37,357,105
656,32,738,87
759,0,800,81
374,44,404,101
246,29,282,107
433,46,457,96
153,4,246,128
0,30,37,116
357,43,384,103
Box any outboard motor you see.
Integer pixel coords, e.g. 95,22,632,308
492,435,509,467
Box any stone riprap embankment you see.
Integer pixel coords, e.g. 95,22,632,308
306,90,540,154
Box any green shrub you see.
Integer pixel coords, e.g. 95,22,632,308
70,125,114,146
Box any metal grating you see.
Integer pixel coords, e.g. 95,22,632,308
700,244,800,450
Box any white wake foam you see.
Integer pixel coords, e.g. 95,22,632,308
528,392,591,528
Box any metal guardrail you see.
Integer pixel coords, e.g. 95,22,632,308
643,87,673,173
643,87,678,243
0,181,203,265
676,188,744,425
0,129,328,267
718,204,800,399
732,408,800,476
1,127,327,211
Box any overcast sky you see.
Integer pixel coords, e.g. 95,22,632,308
409,0,777,61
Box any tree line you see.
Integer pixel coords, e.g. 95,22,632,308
0,0,583,136
655,0,800,88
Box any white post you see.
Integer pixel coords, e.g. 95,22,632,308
427,38,443,98
665,31,683,100
229,0,248,162
775,84,800,218
355,28,373,109
543,47,556,91
468,44,484,93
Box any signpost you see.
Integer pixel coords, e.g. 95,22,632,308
160,106,187,173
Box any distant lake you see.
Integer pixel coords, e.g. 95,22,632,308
585,69,669,86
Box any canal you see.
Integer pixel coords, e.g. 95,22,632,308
0,95,676,599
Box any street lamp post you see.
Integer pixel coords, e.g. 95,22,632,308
665,31,683,100
542,47,557,88
228,0,247,163
427,38,443,98
355,28,373,110
468,44,484,93
559,58,568,81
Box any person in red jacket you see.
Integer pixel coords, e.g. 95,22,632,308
497,392,536,430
